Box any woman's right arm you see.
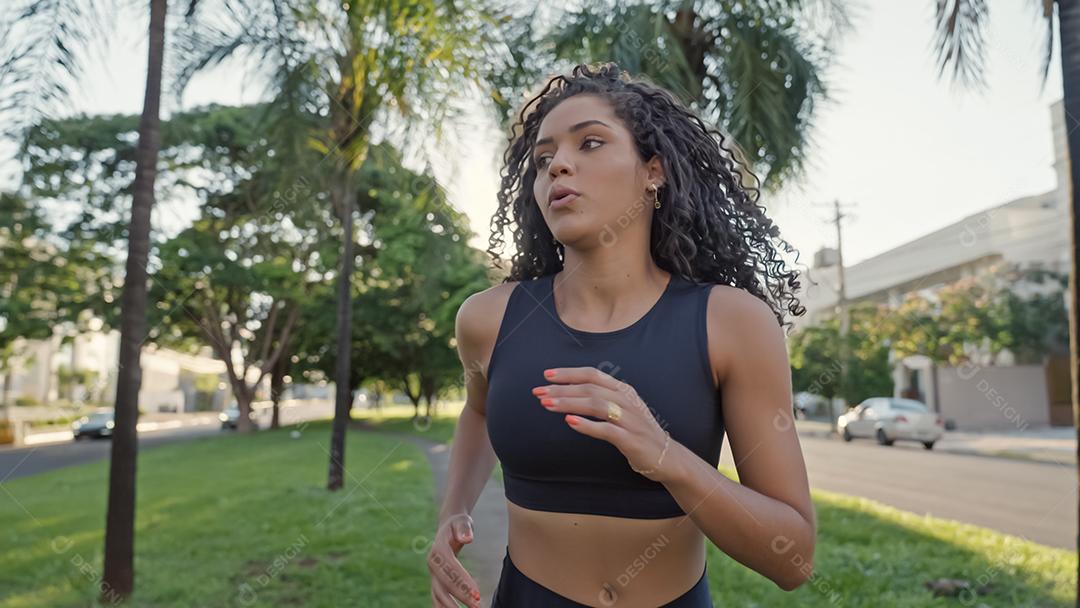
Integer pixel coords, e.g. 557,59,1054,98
428,286,509,608
439,289,501,522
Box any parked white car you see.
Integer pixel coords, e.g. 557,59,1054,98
838,398,944,449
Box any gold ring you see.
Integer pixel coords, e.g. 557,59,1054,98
606,401,622,422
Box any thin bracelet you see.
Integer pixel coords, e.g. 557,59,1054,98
631,430,671,475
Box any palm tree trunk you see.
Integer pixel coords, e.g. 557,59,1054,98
101,0,167,600
327,167,355,491
1057,0,1080,603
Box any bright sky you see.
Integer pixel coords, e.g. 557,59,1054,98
1,0,1064,267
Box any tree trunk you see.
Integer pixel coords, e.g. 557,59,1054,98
421,374,436,418
1057,0,1080,603
2,368,11,408
40,335,53,405
101,0,166,601
69,336,78,402
270,344,287,430
328,167,356,491
235,384,256,433
402,375,421,419
1,367,10,427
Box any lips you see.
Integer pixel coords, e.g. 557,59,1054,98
549,184,580,205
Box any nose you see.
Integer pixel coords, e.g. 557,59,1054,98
547,148,574,179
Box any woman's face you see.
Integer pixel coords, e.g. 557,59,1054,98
530,94,663,247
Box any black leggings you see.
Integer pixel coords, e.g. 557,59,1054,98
490,546,713,607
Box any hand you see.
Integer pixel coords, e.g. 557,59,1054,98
428,513,482,608
531,367,674,482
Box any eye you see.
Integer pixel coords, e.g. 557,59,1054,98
534,137,604,169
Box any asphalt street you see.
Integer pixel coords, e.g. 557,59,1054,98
0,400,333,482
719,432,1076,550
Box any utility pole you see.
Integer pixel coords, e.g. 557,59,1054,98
816,199,855,435
833,200,850,435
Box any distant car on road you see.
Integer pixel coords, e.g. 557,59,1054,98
72,410,115,440
838,397,944,449
219,405,258,430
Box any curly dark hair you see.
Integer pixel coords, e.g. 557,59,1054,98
486,61,806,331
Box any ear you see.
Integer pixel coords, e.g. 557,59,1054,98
644,154,666,188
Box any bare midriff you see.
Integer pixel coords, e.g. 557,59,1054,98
506,500,707,607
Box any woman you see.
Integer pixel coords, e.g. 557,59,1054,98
428,62,815,607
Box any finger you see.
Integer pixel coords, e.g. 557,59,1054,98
431,579,462,608
565,414,626,444
430,552,481,607
534,381,611,399
434,571,478,608
451,515,474,545
543,367,624,392
538,395,612,421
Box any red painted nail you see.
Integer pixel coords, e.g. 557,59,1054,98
541,398,555,408
566,415,579,426
532,387,548,396
544,369,556,378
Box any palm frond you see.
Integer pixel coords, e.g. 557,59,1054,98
1034,0,1056,93
525,0,837,190
711,7,826,190
0,0,120,141
931,0,990,91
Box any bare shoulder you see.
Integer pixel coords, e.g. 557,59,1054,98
704,284,787,386
455,280,520,386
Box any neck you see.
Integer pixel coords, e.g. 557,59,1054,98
556,244,671,316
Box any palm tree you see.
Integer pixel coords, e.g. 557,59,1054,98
928,1,1079,602
482,0,850,191
174,0,502,489
0,0,201,600
99,1,168,598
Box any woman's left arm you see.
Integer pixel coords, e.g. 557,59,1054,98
658,285,816,591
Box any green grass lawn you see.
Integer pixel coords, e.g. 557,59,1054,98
0,417,437,607
1,404,1074,607
356,404,1076,607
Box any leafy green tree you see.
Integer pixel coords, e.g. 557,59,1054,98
151,214,314,431
0,192,61,410
292,142,491,409
887,264,1069,367
789,301,892,418
176,0,506,490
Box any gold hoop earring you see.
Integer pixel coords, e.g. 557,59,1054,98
649,184,661,209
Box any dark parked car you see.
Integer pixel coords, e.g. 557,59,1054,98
72,410,115,440
219,405,258,430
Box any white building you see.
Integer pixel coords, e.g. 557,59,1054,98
796,100,1071,430
3,328,235,413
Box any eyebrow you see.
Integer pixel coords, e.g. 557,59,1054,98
533,119,612,150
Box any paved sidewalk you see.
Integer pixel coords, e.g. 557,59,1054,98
795,419,1077,465
364,430,507,607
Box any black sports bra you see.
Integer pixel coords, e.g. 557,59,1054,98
485,272,725,519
